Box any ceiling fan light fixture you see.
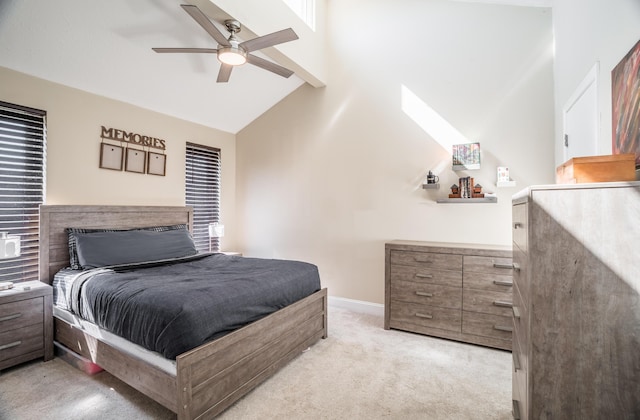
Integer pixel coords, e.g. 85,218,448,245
217,46,247,66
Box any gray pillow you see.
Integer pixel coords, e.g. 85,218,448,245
66,224,187,269
74,228,197,269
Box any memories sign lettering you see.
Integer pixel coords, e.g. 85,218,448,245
100,126,166,150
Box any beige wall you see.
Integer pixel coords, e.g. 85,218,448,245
0,66,238,250
237,0,555,303
552,0,640,165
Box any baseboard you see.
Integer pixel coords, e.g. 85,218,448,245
328,296,384,317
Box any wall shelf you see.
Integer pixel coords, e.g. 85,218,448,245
436,197,497,204
497,180,517,188
422,183,440,189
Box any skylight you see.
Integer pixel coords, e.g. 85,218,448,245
282,0,316,31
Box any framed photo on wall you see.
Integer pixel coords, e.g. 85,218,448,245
125,148,146,174
452,142,481,170
99,143,124,171
147,151,166,176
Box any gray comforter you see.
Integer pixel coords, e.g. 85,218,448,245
66,253,321,359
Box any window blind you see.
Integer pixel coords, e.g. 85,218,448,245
185,142,221,253
0,101,46,282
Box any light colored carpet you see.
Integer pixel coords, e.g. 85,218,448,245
0,307,512,419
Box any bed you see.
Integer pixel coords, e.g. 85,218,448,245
39,205,328,419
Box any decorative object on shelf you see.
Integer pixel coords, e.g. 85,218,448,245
0,232,20,259
450,184,459,196
426,170,439,184
445,178,489,201
497,166,510,182
208,222,225,252
452,142,481,170
612,38,640,168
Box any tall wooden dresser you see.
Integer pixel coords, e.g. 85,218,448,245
385,241,513,350
511,182,640,419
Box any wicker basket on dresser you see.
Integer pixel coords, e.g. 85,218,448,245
384,241,513,350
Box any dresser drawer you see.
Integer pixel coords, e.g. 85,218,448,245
463,255,513,275
512,246,528,301
390,250,462,271
0,323,44,363
462,311,512,342
0,297,44,332
390,280,461,309
512,333,527,419
389,301,461,333
512,279,528,350
463,289,512,317
512,203,527,253
463,271,513,292
390,264,462,287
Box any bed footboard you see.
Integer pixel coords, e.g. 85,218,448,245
176,287,328,420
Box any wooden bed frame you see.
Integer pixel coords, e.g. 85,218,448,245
39,205,328,419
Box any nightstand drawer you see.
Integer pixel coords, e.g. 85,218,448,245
0,323,44,363
0,297,44,332
390,301,461,333
390,280,461,309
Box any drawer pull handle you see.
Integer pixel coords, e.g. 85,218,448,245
512,306,521,319
415,312,433,319
493,280,513,287
493,325,512,332
414,258,433,264
0,340,22,351
513,351,521,371
0,313,22,323
512,263,521,272
513,222,523,229
512,400,521,420
415,291,433,297
493,300,513,308
493,262,514,270
415,273,433,279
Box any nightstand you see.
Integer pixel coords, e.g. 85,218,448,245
0,281,53,370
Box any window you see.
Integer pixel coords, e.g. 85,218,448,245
185,142,221,253
0,101,46,282
282,0,316,31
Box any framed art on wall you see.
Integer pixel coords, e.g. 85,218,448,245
99,143,124,171
612,38,640,166
147,151,166,176
125,148,146,173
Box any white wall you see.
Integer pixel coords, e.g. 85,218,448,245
553,0,640,165
236,0,555,303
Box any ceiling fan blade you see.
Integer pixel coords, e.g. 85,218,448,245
217,64,233,83
152,47,217,54
240,28,298,52
181,4,230,47
247,54,294,78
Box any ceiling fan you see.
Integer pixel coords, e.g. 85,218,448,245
153,4,299,83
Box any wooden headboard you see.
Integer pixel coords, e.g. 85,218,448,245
39,205,194,284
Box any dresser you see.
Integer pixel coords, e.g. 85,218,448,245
0,281,53,370
511,182,640,419
385,241,513,350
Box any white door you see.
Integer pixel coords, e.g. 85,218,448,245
563,64,599,161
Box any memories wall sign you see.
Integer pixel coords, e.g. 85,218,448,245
99,126,167,176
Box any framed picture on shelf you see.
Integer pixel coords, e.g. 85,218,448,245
452,142,481,170
99,143,124,171
147,151,166,176
125,148,146,174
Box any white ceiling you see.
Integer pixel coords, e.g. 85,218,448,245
0,0,305,134
0,0,551,134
